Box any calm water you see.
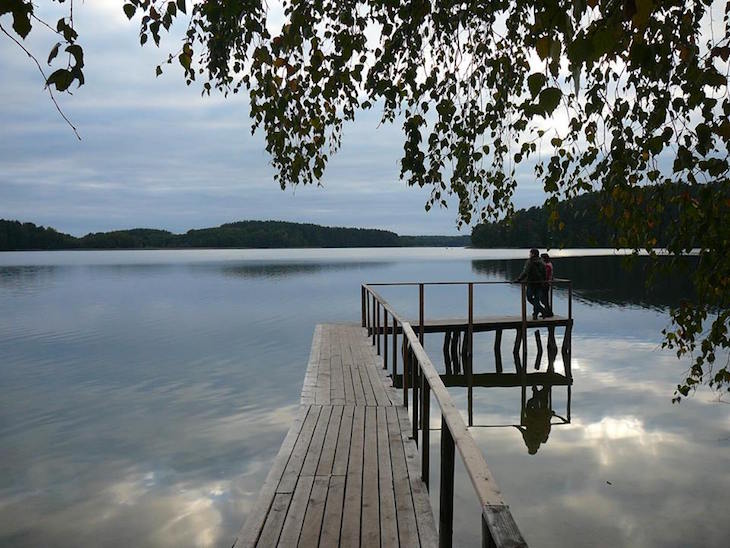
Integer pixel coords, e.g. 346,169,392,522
0,249,727,547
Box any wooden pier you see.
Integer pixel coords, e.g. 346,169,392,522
235,324,438,547
237,280,572,547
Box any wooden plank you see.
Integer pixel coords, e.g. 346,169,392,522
298,476,330,547
235,405,310,548
343,333,367,404
316,327,332,404
332,405,354,476
317,405,344,476
385,406,420,547
361,406,380,547
340,406,365,546
340,330,356,403
277,405,322,494
330,329,346,403
357,363,378,406
256,492,292,547
301,326,323,404
277,475,315,547
300,405,333,477
319,475,347,547
348,329,378,406
377,407,399,546
396,406,439,547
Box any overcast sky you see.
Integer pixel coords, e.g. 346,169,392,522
0,2,548,237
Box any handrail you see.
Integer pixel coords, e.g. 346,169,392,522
365,278,571,286
360,281,538,547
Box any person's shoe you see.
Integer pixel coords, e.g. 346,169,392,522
532,313,538,320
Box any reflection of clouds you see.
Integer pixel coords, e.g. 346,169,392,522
583,416,667,442
0,467,226,547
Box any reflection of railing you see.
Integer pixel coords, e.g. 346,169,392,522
359,281,575,547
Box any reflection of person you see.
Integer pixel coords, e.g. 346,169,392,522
514,248,546,320
517,385,553,454
540,253,554,318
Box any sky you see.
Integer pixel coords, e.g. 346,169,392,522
0,2,551,237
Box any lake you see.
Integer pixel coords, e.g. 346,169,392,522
0,249,728,547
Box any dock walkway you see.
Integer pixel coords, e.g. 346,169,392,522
235,324,438,547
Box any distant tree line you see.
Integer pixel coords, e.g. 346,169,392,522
470,186,693,248
0,220,468,250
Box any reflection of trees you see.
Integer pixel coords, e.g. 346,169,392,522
0,265,59,291
471,256,696,311
221,261,386,280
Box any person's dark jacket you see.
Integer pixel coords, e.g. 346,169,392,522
516,256,546,285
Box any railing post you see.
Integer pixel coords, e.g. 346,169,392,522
372,294,376,345
366,289,370,335
568,281,573,320
521,283,527,373
439,416,455,548
392,318,398,381
421,378,430,489
403,338,409,408
467,282,474,427
361,285,366,327
383,312,388,369
550,281,554,312
419,283,425,345
412,348,419,444
376,302,381,355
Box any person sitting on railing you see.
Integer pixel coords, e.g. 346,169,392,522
514,248,547,320
540,253,554,318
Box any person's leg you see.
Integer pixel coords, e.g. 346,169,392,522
527,285,543,318
541,286,552,317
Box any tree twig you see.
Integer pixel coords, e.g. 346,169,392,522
0,22,81,140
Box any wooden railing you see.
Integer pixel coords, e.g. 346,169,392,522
360,280,573,547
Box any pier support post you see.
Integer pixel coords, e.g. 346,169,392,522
494,329,503,373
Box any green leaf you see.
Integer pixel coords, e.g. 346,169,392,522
527,73,546,99
46,68,73,92
538,87,562,116
156,65,163,77
65,44,84,68
47,42,61,65
177,0,186,14
11,0,32,38
536,37,550,60
123,3,136,20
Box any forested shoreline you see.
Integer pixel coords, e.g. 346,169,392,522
0,219,470,250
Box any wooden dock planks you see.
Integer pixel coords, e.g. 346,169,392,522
235,324,437,547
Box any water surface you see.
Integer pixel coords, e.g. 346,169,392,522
0,249,727,547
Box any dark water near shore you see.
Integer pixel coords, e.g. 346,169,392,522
0,249,727,547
